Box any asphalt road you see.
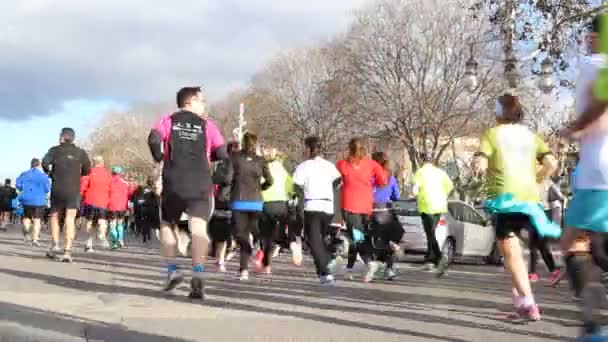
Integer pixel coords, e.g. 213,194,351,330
0,225,587,341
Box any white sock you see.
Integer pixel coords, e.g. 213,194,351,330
522,296,535,307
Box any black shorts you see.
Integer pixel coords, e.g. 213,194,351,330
108,211,126,220
85,205,108,221
161,191,211,225
24,206,46,219
494,213,532,240
50,195,80,213
209,210,232,242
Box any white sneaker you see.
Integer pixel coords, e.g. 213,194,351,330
239,270,249,281
320,274,335,286
344,268,354,281
272,245,281,258
364,262,380,283
290,241,303,266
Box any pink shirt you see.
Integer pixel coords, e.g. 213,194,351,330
153,113,224,162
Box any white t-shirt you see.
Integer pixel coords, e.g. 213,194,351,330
293,157,341,214
574,54,608,190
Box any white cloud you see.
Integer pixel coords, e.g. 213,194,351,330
0,0,367,119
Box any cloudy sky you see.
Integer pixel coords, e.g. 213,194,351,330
0,0,367,179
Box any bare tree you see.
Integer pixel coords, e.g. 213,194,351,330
250,45,361,159
338,0,501,172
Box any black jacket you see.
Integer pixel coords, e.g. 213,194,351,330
230,151,273,202
42,143,91,199
213,159,233,209
0,185,17,208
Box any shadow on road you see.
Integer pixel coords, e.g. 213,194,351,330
0,301,187,341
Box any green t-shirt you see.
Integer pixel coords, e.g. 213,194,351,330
412,164,454,214
479,124,551,203
261,160,293,202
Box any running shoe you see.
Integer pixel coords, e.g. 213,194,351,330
272,245,281,258
85,246,95,253
327,259,338,274
516,305,542,321
101,239,110,249
364,262,380,283
291,241,303,266
239,270,250,281
528,273,540,283
118,241,125,248
435,256,449,278
58,251,73,263
188,276,205,300
421,262,435,272
225,250,236,261
32,240,40,248
320,274,335,286
253,250,264,270
46,245,61,259
386,268,397,281
344,268,354,281
217,262,227,273
547,269,564,287
163,271,185,292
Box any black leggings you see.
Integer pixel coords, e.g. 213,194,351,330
261,201,289,267
528,229,556,273
371,210,403,269
304,211,333,276
344,211,372,268
233,211,260,272
421,213,442,266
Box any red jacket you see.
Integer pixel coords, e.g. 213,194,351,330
108,175,136,212
337,158,387,215
81,167,112,209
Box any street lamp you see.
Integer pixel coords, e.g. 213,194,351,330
538,57,555,94
463,56,478,92
504,55,519,89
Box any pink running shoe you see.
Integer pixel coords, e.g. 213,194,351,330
517,305,542,321
528,273,540,283
547,268,564,287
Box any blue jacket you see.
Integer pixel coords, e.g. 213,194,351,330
16,168,50,207
373,176,400,204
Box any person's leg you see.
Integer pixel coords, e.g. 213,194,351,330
233,211,252,277
344,211,363,270
261,203,280,271
98,215,108,247
22,215,32,242
108,216,118,247
421,213,442,266
304,212,331,278
116,215,126,247
560,227,590,299
528,230,539,275
189,211,209,298
32,218,42,244
537,238,557,273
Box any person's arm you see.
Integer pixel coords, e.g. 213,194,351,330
534,134,558,181
16,174,23,192
43,174,50,194
564,80,608,137
80,176,89,198
442,171,454,196
80,149,91,176
390,177,401,201
41,147,55,174
261,160,273,191
411,170,421,196
473,129,494,175
206,120,229,162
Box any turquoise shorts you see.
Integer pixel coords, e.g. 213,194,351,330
565,189,608,233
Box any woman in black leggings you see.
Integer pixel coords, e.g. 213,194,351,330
229,132,273,281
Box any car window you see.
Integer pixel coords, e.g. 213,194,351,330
392,200,418,216
462,205,484,225
448,202,464,221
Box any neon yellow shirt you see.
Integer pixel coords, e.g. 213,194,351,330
479,124,550,203
413,163,453,214
262,160,293,202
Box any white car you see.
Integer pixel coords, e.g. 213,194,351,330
393,199,502,265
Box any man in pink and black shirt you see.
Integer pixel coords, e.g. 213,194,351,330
148,86,228,300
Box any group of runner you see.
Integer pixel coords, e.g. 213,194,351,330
4,14,608,339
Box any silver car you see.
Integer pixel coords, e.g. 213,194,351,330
393,199,502,265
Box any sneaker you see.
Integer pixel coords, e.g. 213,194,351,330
344,268,354,281
46,245,61,259
217,263,227,273
320,274,335,286
421,262,435,272
435,256,449,278
101,239,110,249
517,305,542,321
272,245,281,258
226,250,236,261
32,240,40,248
528,273,540,283
163,271,185,292
547,269,564,287
188,276,205,300
364,262,380,283
327,259,338,274
239,270,249,281
85,246,95,253
118,241,125,248
290,242,303,266
254,250,264,268
59,251,73,263
386,268,397,281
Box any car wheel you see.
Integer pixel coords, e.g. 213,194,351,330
442,238,455,264
485,243,503,266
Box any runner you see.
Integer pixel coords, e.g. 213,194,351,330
370,151,402,280
209,141,238,272
229,132,273,280
336,137,387,282
260,147,297,273
148,86,228,299
293,136,341,285
132,178,160,244
473,94,557,321
558,15,608,336
108,166,136,249
412,153,453,276
80,156,112,252
42,127,91,262
16,158,50,246
0,179,17,231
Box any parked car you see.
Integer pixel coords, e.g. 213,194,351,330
392,199,502,265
